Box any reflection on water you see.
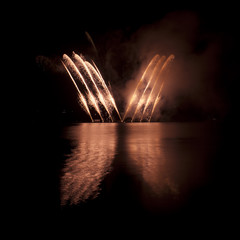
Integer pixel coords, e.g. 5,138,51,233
126,123,179,198
60,122,217,212
61,123,117,205
124,122,216,211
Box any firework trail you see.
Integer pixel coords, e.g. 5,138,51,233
124,54,174,122
91,61,122,121
61,60,94,122
131,56,166,122
63,54,104,122
140,54,174,121
73,52,113,122
122,54,160,122
62,52,122,122
85,31,99,58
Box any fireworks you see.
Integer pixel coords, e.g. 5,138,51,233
62,52,174,122
123,54,175,122
62,52,121,122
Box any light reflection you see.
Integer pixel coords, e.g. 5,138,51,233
60,122,215,212
61,123,117,205
126,123,179,198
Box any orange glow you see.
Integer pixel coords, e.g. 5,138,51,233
126,123,178,197
131,56,166,122
140,56,166,121
61,123,117,205
149,54,175,120
122,54,160,121
149,82,165,121
124,54,174,122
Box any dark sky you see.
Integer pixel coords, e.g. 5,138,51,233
21,1,239,123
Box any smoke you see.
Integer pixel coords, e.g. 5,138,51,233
35,10,229,121
134,11,227,120
99,10,227,120
36,55,64,73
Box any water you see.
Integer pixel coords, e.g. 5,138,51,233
57,122,221,221
25,120,238,235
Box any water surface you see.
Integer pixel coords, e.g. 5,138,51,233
59,122,220,220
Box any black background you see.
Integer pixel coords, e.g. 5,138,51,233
9,1,240,237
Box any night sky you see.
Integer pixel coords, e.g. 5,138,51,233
19,1,239,125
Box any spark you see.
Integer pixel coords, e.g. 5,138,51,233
63,54,104,122
124,54,174,122
73,52,113,122
122,54,160,122
149,82,165,122
61,60,94,122
140,55,168,121
85,31,98,57
91,60,122,121
148,55,174,121
62,48,174,123
131,56,166,122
